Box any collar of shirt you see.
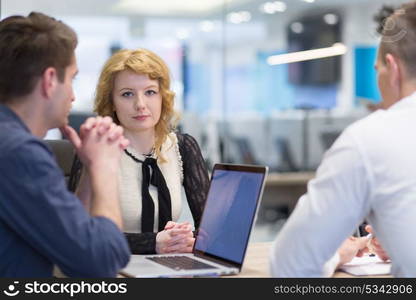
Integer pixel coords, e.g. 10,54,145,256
388,90,416,112
0,104,31,133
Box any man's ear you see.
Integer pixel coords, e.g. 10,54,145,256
41,67,58,99
385,53,401,89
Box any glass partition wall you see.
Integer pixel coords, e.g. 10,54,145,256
1,0,408,238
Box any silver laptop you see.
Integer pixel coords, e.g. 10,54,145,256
121,163,268,278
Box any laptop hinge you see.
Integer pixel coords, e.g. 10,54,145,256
194,252,239,269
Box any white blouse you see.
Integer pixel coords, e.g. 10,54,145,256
118,133,183,233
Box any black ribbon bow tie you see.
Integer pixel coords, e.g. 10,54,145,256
124,150,172,232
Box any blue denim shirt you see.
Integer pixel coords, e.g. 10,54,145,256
0,104,130,277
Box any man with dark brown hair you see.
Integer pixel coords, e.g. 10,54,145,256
0,12,131,276
271,1,416,277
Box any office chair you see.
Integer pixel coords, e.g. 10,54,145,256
233,137,258,165
320,131,342,151
44,139,75,184
275,137,299,172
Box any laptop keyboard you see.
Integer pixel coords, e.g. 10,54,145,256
147,256,217,271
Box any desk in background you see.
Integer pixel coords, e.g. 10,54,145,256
261,172,315,214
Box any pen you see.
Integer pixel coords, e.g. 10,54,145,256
366,233,376,256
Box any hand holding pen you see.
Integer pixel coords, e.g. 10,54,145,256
365,225,390,261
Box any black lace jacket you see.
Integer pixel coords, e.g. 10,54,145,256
68,133,210,254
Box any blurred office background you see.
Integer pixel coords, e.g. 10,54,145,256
0,0,408,242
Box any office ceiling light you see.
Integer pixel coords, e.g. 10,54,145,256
302,0,315,3
199,20,215,32
114,0,235,15
290,22,304,34
176,28,190,40
267,43,347,65
227,11,251,24
323,13,339,25
260,1,287,14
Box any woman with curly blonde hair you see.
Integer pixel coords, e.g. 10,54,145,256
70,48,209,254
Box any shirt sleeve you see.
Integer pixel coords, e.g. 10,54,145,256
0,140,131,277
177,133,210,230
322,252,340,277
270,130,372,277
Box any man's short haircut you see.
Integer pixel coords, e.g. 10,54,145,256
374,2,416,78
0,12,77,102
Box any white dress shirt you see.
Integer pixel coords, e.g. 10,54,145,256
270,91,416,277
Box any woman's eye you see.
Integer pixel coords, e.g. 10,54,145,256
121,91,134,97
145,90,157,96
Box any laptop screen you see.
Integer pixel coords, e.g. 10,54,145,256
194,166,265,264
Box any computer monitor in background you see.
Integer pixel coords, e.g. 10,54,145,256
269,112,303,172
306,111,367,170
287,11,342,86
226,115,269,166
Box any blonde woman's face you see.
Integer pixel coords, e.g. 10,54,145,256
112,70,162,134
